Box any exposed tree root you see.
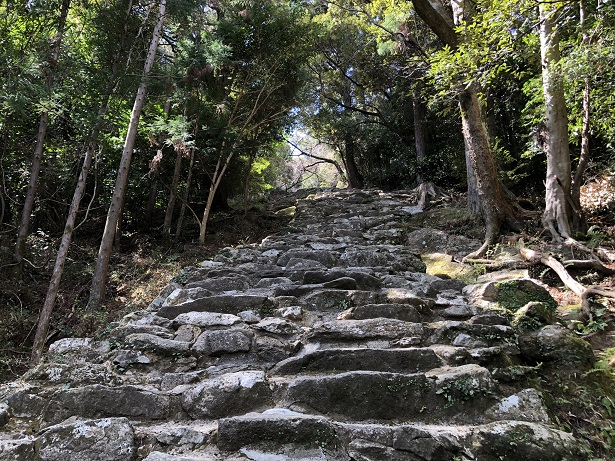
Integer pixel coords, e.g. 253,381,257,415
519,245,615,319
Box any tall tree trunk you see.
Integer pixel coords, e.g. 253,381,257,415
199,142,235,244
145,173,158,229
540,3,574,241
88,0,167,310
31,103,106,365
413,88,428,185
29,0,135,363
459,87,518,256
411,0,518,257
571,0,591,233
163,148,183,234
243,153,255,216
13,0,71,279
176,127,198,240
344,135,364,189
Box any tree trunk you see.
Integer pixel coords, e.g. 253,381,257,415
459,87,518,257
176,127,197,240
411,0,518,257
571,0,590,234
413,88,428,185
243,154,255,216
88,0,167,310
199,143,235,244
539,2,574,241
144,173,158,229
13,0,71,279
163,148,183,234
344,135,364,189
31,104,107,365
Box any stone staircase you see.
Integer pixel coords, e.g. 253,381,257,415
0,189,589,460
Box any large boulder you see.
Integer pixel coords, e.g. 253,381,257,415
518,324,595,370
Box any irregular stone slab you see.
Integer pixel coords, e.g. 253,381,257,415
285,371,433,421
185,276,250,292
285,258,327,270
218,409,338,452
38,417,134,461
473,421,585,460
48,338,111,356
0,403,9,427
303,289,380,311
426,364,495,406
273,348,442,374
518,324,594,369
424,321,516,347
303,270,381,290
339,248,425,272
158,294,268,319
162,288,212,307
124,333,190,355
277,249,337,268
134,420,216,449
381,288,434,306
0,439,35,461
338,303,422,322
181,371,273,419
310,319,423,341
113,350,153,368
486,388,549,423
43,385,171,424
172,312,243,328
255,277,294,288
192,330,252,356
253,318,300,336
142,452,217,461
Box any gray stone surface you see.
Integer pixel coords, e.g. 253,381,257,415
38,417,134,461
192,330,252,356
181,371,273,419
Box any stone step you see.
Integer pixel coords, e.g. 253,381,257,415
271,347,443,374
217,412,582,461
309,318,424,342
133,420,217,453
281,364,497,423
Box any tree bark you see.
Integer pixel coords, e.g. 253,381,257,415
88,0,167,310
571,0,591,233
13,0,71,279
243,153,255,215
31,104,106,365
176,126,198,239
199,142,234,244
164,147,183,234
413,88,428,185
411,0,518,257
539,2,574,241
343,135,364,189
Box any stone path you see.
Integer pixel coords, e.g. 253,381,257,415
0,189,588,460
